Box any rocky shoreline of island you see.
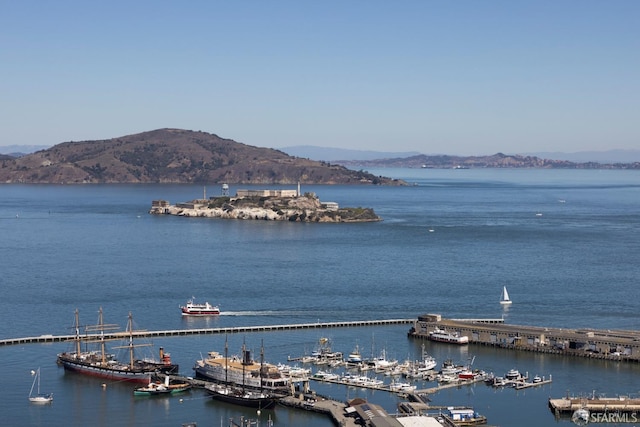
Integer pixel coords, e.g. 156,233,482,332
149,190,381,223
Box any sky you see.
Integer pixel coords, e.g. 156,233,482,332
1,1,638,156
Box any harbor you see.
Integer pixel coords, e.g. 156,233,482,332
6,313,640,366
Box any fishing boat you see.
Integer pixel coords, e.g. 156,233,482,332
133,375,191,396
428,327,469,345
346,344,363,366
180,298,220,316
310,337,343,364
500,286,512,305
29,367,53,403
194,338,289,391
57,308,179,384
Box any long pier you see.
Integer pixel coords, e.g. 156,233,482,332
0,318,413,347
409,314,640,363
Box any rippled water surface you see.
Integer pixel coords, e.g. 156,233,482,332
2,168,639,426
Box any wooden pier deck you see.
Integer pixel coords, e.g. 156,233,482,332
417,376,486,394
549,396,640,415
410,314,640,363
279,396,359,427
0,318,413,347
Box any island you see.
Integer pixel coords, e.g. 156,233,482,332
149,186,380,223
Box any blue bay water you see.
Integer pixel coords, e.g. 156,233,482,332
1,168,639,426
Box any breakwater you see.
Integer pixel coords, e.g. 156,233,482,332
0,318,413,347
409,314,640,362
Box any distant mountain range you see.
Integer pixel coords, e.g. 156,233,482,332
281,146,640,164
0,129,403,185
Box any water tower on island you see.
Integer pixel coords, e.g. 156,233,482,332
222,183,229,196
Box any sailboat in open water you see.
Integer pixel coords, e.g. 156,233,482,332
29,367,53,403
500,286,512,305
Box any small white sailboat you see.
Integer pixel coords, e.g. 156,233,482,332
29,367,53,403
500,286,512,305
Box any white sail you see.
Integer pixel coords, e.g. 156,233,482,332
500,286,512,305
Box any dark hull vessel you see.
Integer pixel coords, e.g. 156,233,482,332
205,384,276,409
57,309,178,384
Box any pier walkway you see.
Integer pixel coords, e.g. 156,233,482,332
410,314,640,363
0,318,413,347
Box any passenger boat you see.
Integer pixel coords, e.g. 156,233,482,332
57,309,179,384
29,367,53,404
428,327,469,345
194,338,289,391
180,298,220,316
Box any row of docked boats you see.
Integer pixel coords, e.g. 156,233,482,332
54,307,289,408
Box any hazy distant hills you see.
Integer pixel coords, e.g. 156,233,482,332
280,146,422,162
281,146,640,167
0,129,403,185
522,149,640,164
2,137,638,183
0,144,51,157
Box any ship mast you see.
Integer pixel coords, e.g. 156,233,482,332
112,311,151,369
260,339,265,393
74,309,81,356
241,339,247,392
224,335,228,385
82,307,119,364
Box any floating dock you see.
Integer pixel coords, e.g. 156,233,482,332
409,314,640,362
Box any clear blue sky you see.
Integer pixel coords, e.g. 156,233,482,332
1,1,638,155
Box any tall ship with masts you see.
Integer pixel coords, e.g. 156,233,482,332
56,308,178,383
204,337,277,409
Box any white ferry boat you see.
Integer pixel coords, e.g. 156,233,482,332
428,327,469,345
180,298,220,316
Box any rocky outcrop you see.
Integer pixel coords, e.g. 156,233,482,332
149,193,381,223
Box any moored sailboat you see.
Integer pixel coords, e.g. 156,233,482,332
29,367,53,403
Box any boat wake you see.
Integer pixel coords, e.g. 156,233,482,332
220,310,310,317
